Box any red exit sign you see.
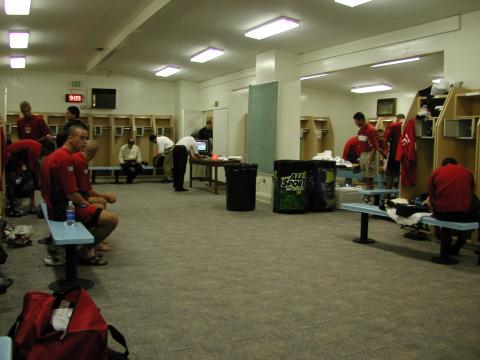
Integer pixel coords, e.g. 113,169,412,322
65,94,84,103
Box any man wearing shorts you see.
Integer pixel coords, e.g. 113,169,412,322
353,112,381,202
41,123,118,265
72,139,118,251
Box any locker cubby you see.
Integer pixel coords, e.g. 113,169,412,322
46,113,66,126
415,117,436,139
455,92,480,117
299,116,333,160
444,117,475,139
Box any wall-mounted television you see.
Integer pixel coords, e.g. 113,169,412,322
92,88,116,109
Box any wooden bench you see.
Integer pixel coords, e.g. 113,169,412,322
40,201,95,292
0,336,12,360
340,202,479,265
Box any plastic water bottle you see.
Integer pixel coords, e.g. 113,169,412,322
66,201,75,226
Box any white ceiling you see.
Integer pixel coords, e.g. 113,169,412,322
302,52,444,95
1,0,479,87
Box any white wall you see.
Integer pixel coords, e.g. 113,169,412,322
301,87,355,157
352,91,416,119
0,70,175,115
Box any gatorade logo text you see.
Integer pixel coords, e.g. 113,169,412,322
280,172,306,192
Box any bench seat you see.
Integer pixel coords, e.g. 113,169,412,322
40,200,95,292
339,202,479,265
90,165,156,183
0,336,12,360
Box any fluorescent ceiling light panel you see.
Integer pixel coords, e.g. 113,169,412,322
335,0,371,7
351,84,392,94
10,56,26,69
245,16,299,40
9,31,29,48
301,73,328,81
155,66,180,77
190,47,224,63
432,78,442,84
371,57,420,68
5,0,31,15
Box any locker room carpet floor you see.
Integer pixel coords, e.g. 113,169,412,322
1,180,480,360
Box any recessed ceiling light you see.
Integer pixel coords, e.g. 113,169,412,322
335,0,372,7
300,73,328,81
371,57,420,68
9,31,29,48
155,66,180,77
10,56,26,69
351,84,392,94
5,0,31,15
245,16,299,40
190,48,224,63
432,78,443,84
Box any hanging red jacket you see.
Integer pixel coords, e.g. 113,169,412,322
395,119,416,186
0,127,6,191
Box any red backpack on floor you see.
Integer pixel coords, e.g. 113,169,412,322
8,288,129,360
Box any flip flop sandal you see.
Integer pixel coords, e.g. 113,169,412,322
7,237,32,248
78,254,108,266
44,255,66,266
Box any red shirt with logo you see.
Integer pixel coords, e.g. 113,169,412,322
357,123,378,154
429,164,474,213
7,139,42,171
41,147,78,220
17,115,49,141
72,152,92,198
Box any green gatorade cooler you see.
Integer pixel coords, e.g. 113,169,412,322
273,160,309,213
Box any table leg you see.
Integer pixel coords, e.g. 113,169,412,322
91,170,96,184
114,170,119,183
214,167,218,194
353,212,375,244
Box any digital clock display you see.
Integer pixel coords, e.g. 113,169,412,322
65,94,84,103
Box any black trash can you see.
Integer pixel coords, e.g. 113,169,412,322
307,160,336,211
225,163,258,211
273,160,309,213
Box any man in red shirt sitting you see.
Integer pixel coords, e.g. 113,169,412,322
72,140,117,251
6,139,55,216
41,123,118,265
17,101,51,143
353,112,382,202
429,157,478,257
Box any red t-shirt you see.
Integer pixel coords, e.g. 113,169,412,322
7,139,42,171
342,136,362,163
357,124,378,154
41,147,78,220
429,164,474,213
72,152,92,198
17,115,49,141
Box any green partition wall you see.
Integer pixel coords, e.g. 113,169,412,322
248,81,278,174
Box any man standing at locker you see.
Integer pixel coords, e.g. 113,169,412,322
353,112,381,202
